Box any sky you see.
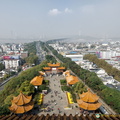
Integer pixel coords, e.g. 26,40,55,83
0,0,120,43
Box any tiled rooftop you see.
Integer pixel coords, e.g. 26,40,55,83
0,114,120,120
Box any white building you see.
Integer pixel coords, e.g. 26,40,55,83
4,59,20,69
95,69,107,77
3,55,21,69
100,51,116,59
65,54,83,64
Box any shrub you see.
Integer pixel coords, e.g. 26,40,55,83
43,80,49,85
60,79,67,85
61,86,71,92
38,85,49,92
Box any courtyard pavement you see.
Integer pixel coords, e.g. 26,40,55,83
38,74,80,116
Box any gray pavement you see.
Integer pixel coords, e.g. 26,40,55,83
38,74,80,116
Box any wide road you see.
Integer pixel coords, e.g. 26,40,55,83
36,41,45,64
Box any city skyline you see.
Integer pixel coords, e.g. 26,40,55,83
0,0,120,43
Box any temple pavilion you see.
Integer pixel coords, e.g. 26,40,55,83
9,92,34,114
30,71,45,89
63,70,79,85
77,88,102,111
43,63,65,74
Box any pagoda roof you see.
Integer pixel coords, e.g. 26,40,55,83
47,63,60,67
12,92,32,106
77,99,101,110
58,67,65,70
43,67,51,70
30,76,43,86
9,101,34,114
66,75,79,85
79,89,99,102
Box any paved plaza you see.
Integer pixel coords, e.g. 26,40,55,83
38,74,80,116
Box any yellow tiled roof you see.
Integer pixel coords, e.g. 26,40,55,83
43,67,51,70
66,75,79,85
12,92,32,105
79,89,99,102
30,76,43,86
47,63,60,67
58,67,65,70
77,99,101,110
9,101,34,114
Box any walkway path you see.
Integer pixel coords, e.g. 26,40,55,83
38,74,80,116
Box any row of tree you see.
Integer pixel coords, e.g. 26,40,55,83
44,42,120,113
84,54,120,82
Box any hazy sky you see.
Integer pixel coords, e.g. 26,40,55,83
0,0,120,42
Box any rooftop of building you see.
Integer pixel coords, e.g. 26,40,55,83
0,114,119,120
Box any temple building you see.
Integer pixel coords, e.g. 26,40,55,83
63,70,79,85
43,63,65,74
9,92,34,114
77,88,102,111
30,71,44,89
30,76,43,86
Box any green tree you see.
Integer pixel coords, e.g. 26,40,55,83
61,86,71,92
24,42,37,54
4,94,14,106
0,104,10,115
0,63,5,71
25,53,38,65
17,80,34,95
45,55,57,63
38,84,49,92
3,73,10,79
60,79,67,85
72,81,87,94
